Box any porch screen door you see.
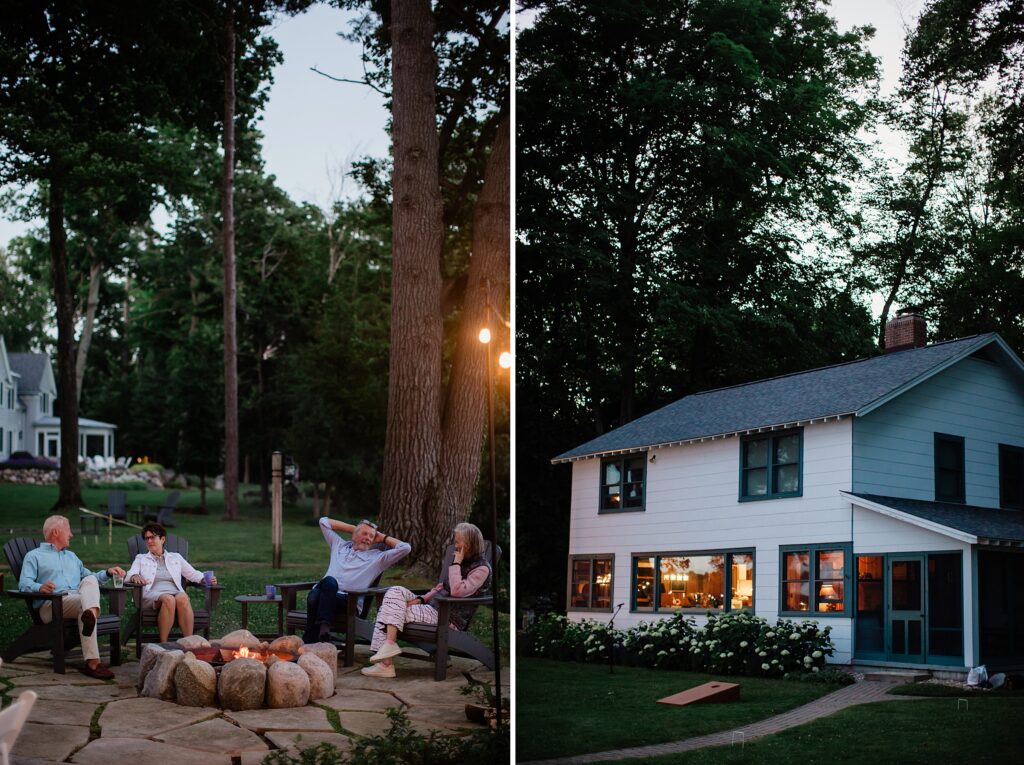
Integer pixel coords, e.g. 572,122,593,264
889,556,925,663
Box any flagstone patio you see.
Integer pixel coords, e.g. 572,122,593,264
1,645,508,765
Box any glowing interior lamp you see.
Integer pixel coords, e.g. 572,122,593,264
499,351,512,369
736,579,753,598
478,327,491,344
819,583,837,599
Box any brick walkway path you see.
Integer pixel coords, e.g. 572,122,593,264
523,680,920,764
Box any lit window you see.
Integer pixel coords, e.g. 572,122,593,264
632,551,754,612
780,544,850,615
568,555,614,611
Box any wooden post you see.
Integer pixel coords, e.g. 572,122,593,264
271,451,282,568
108,515,113,546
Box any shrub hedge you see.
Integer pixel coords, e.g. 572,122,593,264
523,610,837,678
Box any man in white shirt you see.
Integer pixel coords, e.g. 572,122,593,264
304,517,411,642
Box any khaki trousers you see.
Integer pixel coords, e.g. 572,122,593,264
39,574,101,661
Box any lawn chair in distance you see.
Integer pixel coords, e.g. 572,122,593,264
79,489,131,535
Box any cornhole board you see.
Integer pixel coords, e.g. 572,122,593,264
656,681,740,706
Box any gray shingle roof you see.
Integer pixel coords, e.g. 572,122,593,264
554,334,1003,463
8,353,49,394
849,493,1024,544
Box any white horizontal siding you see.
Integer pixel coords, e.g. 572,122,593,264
567,417,854,663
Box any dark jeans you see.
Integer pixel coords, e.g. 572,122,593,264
304,576,349,642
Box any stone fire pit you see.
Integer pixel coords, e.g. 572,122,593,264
137,630,338,710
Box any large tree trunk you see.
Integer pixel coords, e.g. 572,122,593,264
221,3,240,521
49,179,83,511
420,116,510,575
75,255,102,404
378,0,444,552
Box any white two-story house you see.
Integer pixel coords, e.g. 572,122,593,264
0,335,117,461
554,312,1024,673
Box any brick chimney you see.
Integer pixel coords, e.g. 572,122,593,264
884,309,927,353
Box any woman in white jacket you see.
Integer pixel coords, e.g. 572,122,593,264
126,522,217,642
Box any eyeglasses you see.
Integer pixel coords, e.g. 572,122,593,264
358,519,378,530
143,535,158,541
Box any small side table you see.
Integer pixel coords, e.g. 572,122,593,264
235,594,284,639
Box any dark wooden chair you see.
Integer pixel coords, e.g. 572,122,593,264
80,489,130,534
122,533,222,657
275,545,389,667
131,490,181,527
2,538,124,673
369,542,502,681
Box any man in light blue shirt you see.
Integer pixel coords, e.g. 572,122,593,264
19,515,126,679
304,517,411,642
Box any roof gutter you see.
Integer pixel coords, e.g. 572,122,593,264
551,413,852,465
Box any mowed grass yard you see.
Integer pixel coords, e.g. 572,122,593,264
0,483,508,661
603,695,1024,764
516,658,838,761
518,659,1024,763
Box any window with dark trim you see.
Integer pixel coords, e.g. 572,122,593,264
631,550,754,613
934,433,965,503
780,543,851,616
568,555,614,611
599,455,646,513
999,444,1024,510
740,430,802,500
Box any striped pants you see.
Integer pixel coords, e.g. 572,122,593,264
370,585,439,652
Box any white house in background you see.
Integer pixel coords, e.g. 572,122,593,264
0,335,117,461
554,311,1024,673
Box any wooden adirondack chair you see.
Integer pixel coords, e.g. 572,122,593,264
133,490,181,527
370,542,502,681
122,533,222,657
275,544,390,668
1,538,124,673
80,490,130,534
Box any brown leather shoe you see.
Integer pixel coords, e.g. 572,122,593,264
81,662,114,680
81,610,97,637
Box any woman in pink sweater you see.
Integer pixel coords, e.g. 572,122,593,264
361,522,491,678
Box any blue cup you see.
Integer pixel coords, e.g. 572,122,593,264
265,584,276,599
203,570,214,586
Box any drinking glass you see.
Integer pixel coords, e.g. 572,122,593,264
112,572,124,589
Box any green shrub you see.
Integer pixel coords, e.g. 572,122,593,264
785,669,855,685
620,612,698,669
85,479,150,491
523,610,835,678
260,709,508,764
130,463,164,473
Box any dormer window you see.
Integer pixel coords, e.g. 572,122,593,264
740,429,803,500
41,393,48,414
934,433,965,503
599,454,646,513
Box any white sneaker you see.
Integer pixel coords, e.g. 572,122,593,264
369,641,402,664
361,662,396,678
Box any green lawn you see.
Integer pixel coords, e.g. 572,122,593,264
515,659,839,761
607,697,1024,764
0,483,508,662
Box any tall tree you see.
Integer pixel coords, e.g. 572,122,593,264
346,0,510,573
517,0,880,605
381,0,445,562
0,1,224,509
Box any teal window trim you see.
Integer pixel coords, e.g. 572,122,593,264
629,548,755,614
566,553,615,612
934,433,966,503
739,429,803,501
998,443,1024,510
779,542,852,618
598,453,647,514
